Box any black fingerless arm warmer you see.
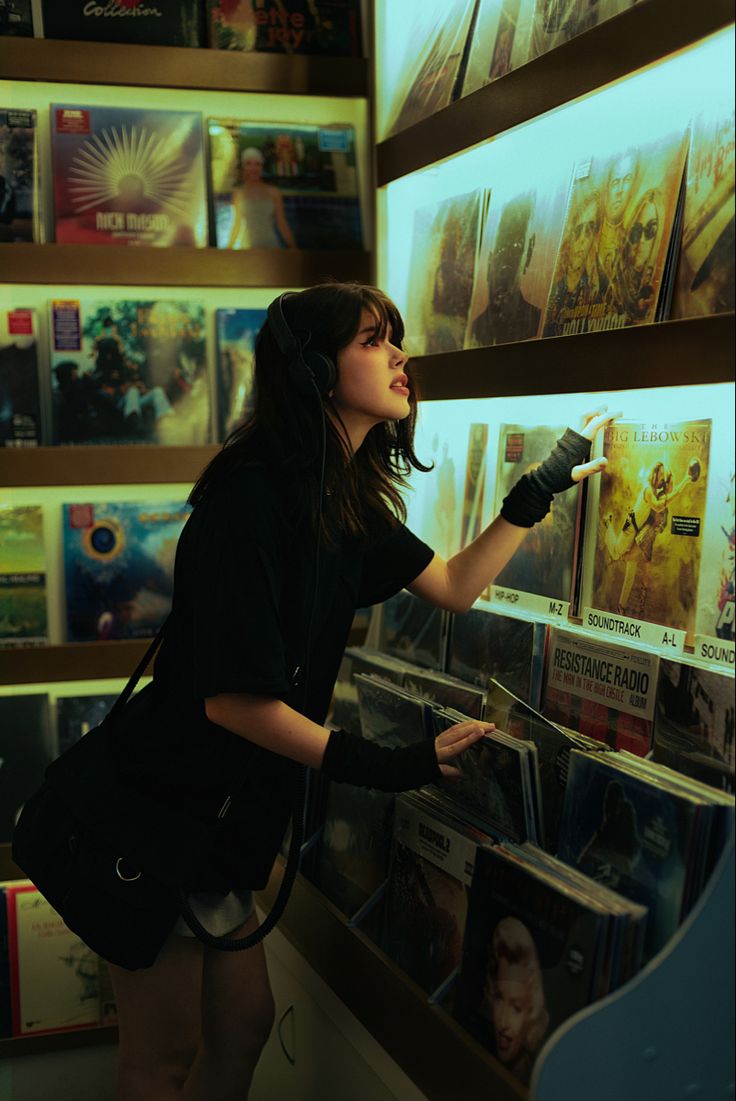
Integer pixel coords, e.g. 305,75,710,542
500,427,592,528
322,728,442,792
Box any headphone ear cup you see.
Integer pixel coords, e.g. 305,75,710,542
301,349,338,396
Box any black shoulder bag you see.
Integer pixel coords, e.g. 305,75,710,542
12,622,307,971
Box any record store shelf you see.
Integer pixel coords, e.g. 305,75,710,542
0,37,368,98
0,244,372,288
257,862,527,1101
375,0,735,186
0,444,218,487
411,314,734,401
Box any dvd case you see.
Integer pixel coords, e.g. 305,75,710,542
51,104,207,247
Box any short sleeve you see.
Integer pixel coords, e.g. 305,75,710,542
183,475,292,700
358,521,434,607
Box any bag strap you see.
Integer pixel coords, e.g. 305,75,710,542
109,616,170,719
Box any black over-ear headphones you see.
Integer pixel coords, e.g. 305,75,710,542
267,292,338,399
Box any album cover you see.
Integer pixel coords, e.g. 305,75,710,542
459,422,489,550
588,419,712,641
0,504,47,648
63,500,190,641
542,628,657,756
694,419,734,649
0,695,53,843
652,661,734,794
49,298,210,446
355,673,431,748
206,0,362,56
492,424,579,602
329,646,411,737
55,695,118,757
672,100,735,318
465,144,572,352
557,748,702,959
3,883,100,1036
526,0,636,63
402,668,486,720
40,1,203,46
446,606,544,708
208,118,361,250
404,189,483,354
0,308,41,447
431,709,536,842
0,0,32,35
542,129,688,336
315,780,395,917
0,108,40,242
384,0,477,136
375,590,446,671
214,307,266,440
51,104,207,246
383,793,484,995
462,0,535,95
454,843,604,1086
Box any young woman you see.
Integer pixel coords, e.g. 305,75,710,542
107,281,612,1100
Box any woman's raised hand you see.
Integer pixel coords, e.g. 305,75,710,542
434,720,496,779
570,407,623,484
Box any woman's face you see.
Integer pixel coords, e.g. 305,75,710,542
242,156,264,182
330,308,411,448
491,958,532,1066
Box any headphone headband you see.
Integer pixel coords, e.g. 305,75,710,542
266,292,337,398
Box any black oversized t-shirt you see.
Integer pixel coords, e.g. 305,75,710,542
132,459,434,888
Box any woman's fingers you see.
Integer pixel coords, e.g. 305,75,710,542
435,721,494,763
571,456,609,483
580,409,623,441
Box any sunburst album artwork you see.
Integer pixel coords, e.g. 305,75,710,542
51,105,207,247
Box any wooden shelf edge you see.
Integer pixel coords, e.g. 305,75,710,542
256,864,527,1101
0,639,152,685
0,444,218,487
0,244,372,288
411,314,736,401
376,0,735,185
2,37,368,97
0,1024,118,1060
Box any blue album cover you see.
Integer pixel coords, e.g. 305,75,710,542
50,298,210,446
63,500,190,641
208,119,362,250
214,307,266,440
55,695,118,756
557,749,700,959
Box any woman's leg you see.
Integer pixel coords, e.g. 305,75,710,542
109,934,203,1101
183,910,276,1101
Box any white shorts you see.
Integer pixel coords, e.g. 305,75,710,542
172,888,255,938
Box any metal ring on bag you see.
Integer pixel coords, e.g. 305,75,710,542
115,857,142,882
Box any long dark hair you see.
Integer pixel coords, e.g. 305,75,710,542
190,282,431,546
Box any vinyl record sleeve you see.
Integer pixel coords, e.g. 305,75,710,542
62,500,190,641
446,606,543,707
375,590,447,671
315,781,395,917
51,105,207,247
0,694,53,842
49,298,210,446
0,504,47,648
0,308,41,447
0,108,40,242
40,1,203,46
55,694,117,757
652,661,735,794
206,0,362,56
214,307,266,440
208,119,361,250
